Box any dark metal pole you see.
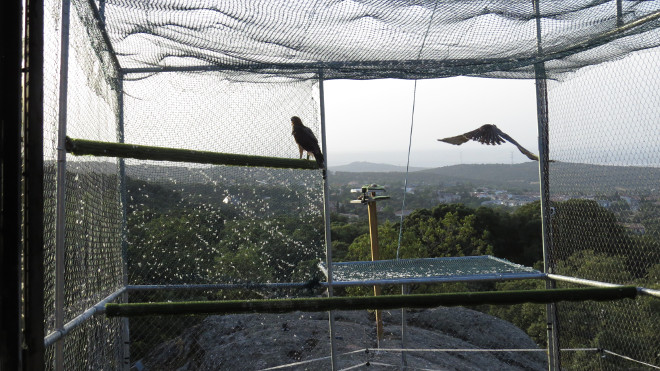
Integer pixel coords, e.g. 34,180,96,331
318,68,338,371
0,0,24,368
54,1,72,368
99,0,106,21
533,1,561,370
118,74,132,371
400,285,409,370
616,0,623,28
23,0,46,368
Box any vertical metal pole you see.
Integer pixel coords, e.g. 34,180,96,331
533,1,561,370
54,0,72,369
400,285,409,370
98,0,106,21
23,0,46,367
1,0,24,368
117,75,131,370
318,69,338,371
616,0,623,28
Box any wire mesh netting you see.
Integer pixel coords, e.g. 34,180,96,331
42,0,126,368
547,47,660,370
121,72,325,285
42,0,64,350
100,0,660,80
326,256,542,284
119,72,327,368
35,0,660,369
42,0,63,365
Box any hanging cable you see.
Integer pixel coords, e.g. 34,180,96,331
396,80,418,259
396,2,439,259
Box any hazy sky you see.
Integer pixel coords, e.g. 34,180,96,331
323,76,540,168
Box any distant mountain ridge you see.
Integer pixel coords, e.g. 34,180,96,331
62,159,660,195
330,161,428,173
420,162,540,184
331,161,660,194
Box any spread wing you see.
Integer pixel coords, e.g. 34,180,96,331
497,131,540,161
438,124,540,161
438,124,506,146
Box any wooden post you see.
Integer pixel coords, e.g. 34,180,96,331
367,193,384,341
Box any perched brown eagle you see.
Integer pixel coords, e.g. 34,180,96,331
438,124,541,161
291,116,324,168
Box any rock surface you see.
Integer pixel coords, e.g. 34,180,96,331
137,307,547,370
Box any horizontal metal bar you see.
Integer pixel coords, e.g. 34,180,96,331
126,274,546,293
330,255,500,267
371,348,547,353
546,273,660,298
638,287,660,298
382,347,652,355
602,349,660,370
120,57,527,75
105,287,637,317
126,273,659,295
329,273,548,287
65,137,319,170
126,282,319,291
44,287,126,348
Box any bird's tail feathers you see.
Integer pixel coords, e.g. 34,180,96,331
315,152,325,169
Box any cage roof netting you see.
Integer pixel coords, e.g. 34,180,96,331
101,0,660,80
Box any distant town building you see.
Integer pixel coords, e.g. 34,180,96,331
223,195,241,205
437,192,461,203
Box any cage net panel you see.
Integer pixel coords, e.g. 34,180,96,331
40,1,660,369
42,0,126,369
101,0,660,80
121,71,326,366
547,47,660,370
43,0,64,357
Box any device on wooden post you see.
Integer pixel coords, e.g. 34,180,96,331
351,184,390,341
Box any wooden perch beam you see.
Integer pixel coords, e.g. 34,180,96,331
65,137,320,170
105,286,637,317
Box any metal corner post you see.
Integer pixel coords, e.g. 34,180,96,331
318,69,338,371
118,73,131,370
533,0,561,370
24,0,46,368
54,0,72,369
1,0,24,368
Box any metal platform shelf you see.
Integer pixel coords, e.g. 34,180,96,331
320,255,545,287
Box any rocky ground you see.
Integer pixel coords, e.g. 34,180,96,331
135,307,547,370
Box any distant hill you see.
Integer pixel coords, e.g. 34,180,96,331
421,161,660,194
420,162,540,186
332,161,660,195
330,161,428,173
62,159,659,195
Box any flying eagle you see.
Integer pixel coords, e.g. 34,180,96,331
438,124,541,161
291,116,324,168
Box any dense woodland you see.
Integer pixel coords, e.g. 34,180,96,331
124,171,659,367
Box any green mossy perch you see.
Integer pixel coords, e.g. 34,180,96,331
65,137,320,170
105,286,637,317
